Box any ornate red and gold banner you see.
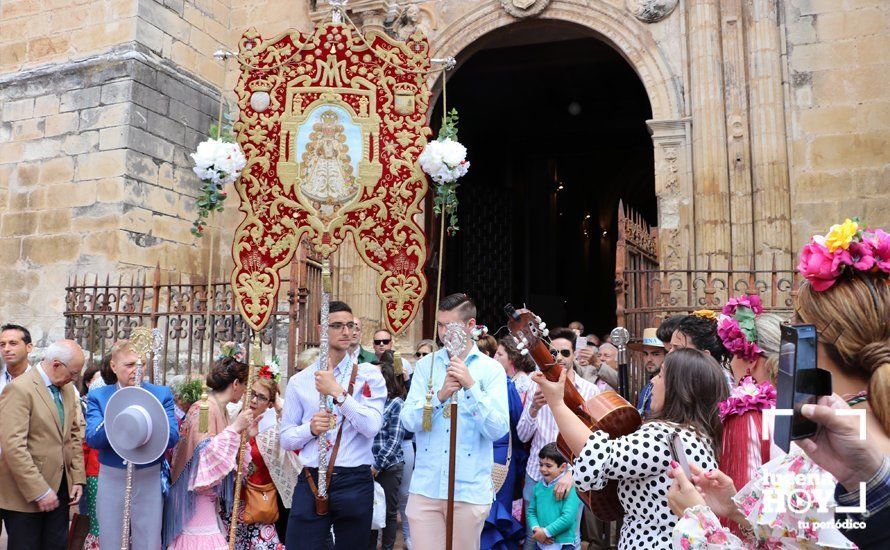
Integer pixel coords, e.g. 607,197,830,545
231,23,432,333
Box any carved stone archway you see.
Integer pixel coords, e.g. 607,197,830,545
430,0,694,269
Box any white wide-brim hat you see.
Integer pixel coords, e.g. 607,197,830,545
105,386,169,465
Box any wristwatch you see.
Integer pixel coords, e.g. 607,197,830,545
334,391,348,405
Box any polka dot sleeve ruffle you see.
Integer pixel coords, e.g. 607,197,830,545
573,423,686,492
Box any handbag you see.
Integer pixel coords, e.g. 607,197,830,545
66,513,90,550
243,480,280,524
371,480,386,530
491,430,512,494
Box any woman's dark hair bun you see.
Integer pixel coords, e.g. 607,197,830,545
206,356,249,391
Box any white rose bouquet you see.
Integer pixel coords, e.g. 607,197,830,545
418,108,469,235
190,124,246,237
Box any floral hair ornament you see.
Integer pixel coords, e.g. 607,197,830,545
692,309,718,321
717,294,764,362
798,217,890,292
257,356,282,384
217,341,246,362
471,324,489,341
718,375,777,421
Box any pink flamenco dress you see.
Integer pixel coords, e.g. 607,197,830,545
163,398,249,550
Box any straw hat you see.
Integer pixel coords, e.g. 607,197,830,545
627,328,665,352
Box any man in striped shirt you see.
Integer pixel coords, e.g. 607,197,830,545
517,327,601,550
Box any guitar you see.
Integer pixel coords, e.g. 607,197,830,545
505,304,642,521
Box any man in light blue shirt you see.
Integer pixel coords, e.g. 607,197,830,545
401,293,509,550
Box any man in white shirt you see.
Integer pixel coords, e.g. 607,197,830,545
280,300,386,549
516,327,601,550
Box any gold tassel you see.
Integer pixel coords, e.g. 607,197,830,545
422,390,433,432
198,383,209,433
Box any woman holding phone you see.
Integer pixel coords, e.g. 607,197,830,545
532,348,727,549
666,219,890,548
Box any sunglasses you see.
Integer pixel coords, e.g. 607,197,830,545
549,349,572,358
374,339,391,345
415,351,430,358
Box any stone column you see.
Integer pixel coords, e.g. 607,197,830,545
720,0,754,268
648,118,694,271
746,0,792,270
685,0,731,268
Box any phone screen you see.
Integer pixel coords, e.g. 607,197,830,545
577,336,588,350
775,324,830,452
670,433,692,478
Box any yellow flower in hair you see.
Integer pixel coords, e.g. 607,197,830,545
824,218,859,252
693,309,718,321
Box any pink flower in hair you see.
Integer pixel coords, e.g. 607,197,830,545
798,239,851,291
849,240,875,271
866,228,890,273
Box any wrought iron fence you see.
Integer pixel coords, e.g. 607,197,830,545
615,252,798,407
64,247,324,383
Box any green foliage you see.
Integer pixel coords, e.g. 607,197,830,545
433,182,460,235
177,378,204,406
439,108,460,141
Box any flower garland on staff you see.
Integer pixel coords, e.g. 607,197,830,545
190,118,247,237
419,108,470,235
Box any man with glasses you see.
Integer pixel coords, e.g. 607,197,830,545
85,340,179,550
350,316,376,364
280,300,386,549
0,339,87,550
516,328,601,550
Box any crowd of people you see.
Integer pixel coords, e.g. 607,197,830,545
0,220,889,550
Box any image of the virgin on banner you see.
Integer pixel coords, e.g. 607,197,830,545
231,22,432,333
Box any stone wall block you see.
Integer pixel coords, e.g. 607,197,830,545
23,138,61,161
46,180,97,208
142,109,186,147
60,86,101,112
99,126,130,151
75,149,127,181
1,211,37,237
132,81,170,115
129,127,175,162
36,208,72,234
61,131,99,155
130,60,159,90
138,0,191,42
33,95,60,118
37,156,75,185
12,118,43,141
21,234,82,265
80,103,130,131
2,97,34,122
44,112,79,137
10,163,40,188
125,149,161,185
168,99,210,132
101,80,134,105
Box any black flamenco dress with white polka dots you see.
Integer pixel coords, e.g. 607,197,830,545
574,422,717,550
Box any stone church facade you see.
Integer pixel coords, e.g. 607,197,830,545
0,0,887,346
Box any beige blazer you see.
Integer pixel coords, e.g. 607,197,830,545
0,366,86,512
